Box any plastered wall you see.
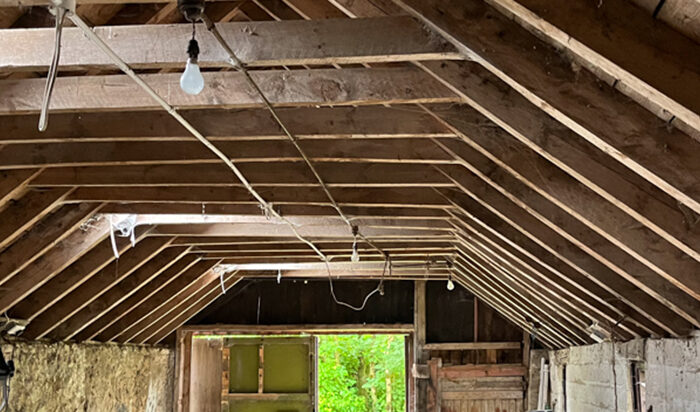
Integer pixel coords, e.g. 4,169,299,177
0,340,174,412
535,334,700,412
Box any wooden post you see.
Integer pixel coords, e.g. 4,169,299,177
221,345,230,412
175,330,193,412
414,280,428,411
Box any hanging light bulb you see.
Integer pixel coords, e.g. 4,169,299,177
350,226,360,263
180,35,204,95
446,276,455,291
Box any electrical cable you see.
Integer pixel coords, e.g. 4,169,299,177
38,6,66,132
64,12,387,311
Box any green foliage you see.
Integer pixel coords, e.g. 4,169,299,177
318,335,406,412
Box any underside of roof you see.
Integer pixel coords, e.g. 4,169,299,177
0,0,698,349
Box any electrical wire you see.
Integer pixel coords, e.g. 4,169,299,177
64,12,388,311
38,6,66,132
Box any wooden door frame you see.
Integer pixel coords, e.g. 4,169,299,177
175,324,415,412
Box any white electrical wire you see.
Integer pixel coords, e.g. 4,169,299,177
64,11,387,311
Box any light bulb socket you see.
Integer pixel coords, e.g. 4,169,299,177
187,38,200,61
178,0,205,22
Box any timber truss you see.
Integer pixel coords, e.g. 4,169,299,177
0,0,698,348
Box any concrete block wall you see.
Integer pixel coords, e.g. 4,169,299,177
0,340,175,412
531,334,699,412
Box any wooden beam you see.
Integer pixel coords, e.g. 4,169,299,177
0,67,459,114
21,236,172,340
452,271,560,348
423,342,520,351
438,364,526,379
152,222,450,238
30,163,453,188
0,138,456,169
0,0,233,5
441,189,694,336
450,221,646,339
0,214,113,315
0,17,459,71
455,244,590,345
0,106,453,144
489,0,700,136
426,105,699,267
65,187,451,208
414,280,427,411
0,169,40,208
180,324,415,334
433,139,700,302
145,274,243,345
124,267,228,344
101,204,452,219
454,252,584,346
439,164,700,323
0,188,72,250
0,203,102,286
50,246,191,340
97,260,219,342
7,231,146,321
395,0,700,214
73,254,202,342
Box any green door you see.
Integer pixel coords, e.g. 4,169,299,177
223,336,317,412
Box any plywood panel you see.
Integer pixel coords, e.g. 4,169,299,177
190,338,223,412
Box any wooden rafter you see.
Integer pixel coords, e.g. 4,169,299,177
0,16,458,71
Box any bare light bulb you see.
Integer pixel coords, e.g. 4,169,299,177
180,58,204,95
446,278,455,291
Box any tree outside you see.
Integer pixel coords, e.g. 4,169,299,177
318,335,406,412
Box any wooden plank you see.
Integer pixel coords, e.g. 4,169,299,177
487,0,700,135
441,390,523,401
30,163,453,188
103,204,452,219
438,364,527,379
0,17,459,71
0,217,113,315
145,274,242,345
396,0,700,213
442,189,694,336
0,106,453,144
424,342,520,351
0,138,456,169
133,271,236,344
0,188,71,250
51,245,191,340
0,203,101,286
438,165,700,326
451,218,647,339
176,330,193,412
455,247,588,345
180,324,414,334
7,230,146,321
456,233,636,341
434,139,700,302
72,254,202,342
152,223,449,239
0,169,40,208
427,106,700,273
0,67,459,114
21,236,172,340
65,187,450,208
629,0,700,43
0,0,233,5
190,338,224,412
414,280,428,411
98,260,219,342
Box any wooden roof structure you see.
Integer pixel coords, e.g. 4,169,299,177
0,0,697,349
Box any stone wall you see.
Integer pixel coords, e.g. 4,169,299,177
0,341,174,412
536,334,699,412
